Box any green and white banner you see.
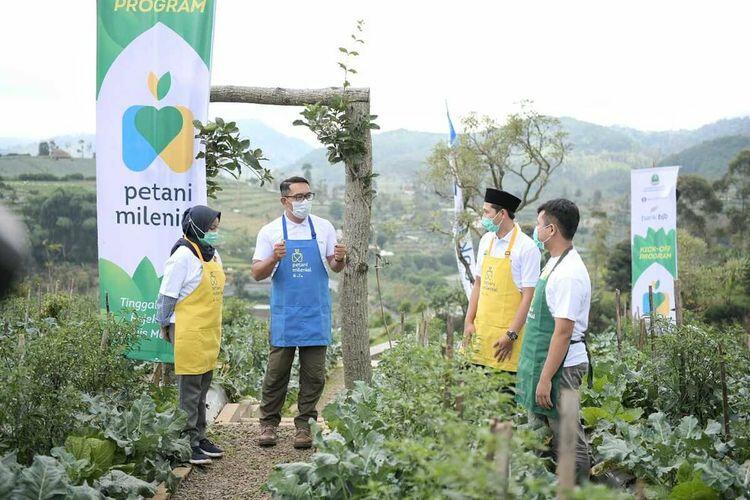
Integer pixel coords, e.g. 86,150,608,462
630,166,679,320
96,0,216,362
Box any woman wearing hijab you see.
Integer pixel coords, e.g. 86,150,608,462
155,205,226,465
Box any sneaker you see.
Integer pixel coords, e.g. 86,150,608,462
293,427,313,449
189,446,213,465
199,438,224,458
258,425,278,447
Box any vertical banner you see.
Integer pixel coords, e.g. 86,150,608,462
447,106,476,299
631,166,679,320
96,0,216,361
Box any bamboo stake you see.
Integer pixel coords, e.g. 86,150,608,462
445,315,454,360
648,285,655,353
443,316,454,409
19,289,30,355
488,419,512,499
674,279,683,326
718,343,731,439
615,289,622,355
100,292,110,352
557,389,578,498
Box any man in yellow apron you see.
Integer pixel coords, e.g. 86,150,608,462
463,188,541,373
156,205,226,465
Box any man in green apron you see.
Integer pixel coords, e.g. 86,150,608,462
515,198,592,482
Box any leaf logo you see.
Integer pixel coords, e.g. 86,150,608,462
122,72,194,173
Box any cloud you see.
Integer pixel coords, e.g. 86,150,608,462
2,0,749,139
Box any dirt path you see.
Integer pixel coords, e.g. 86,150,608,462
173,345,390,499
172,424,312,500
173,364,347,500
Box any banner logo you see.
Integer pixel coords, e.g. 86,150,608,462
122,71,194,173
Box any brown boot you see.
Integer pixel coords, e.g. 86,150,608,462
293,427,313,449
258,425,278,447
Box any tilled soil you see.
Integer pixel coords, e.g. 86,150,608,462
172,424,313,500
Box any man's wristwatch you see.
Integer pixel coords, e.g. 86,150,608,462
506,330,518,341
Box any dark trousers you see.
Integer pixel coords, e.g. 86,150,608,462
178,370,213,448
528,362,591,483
259,346,327,429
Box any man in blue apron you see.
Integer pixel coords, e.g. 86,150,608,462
251,176,346,449
515,198,593,482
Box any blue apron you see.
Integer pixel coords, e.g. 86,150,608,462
270,215,332,347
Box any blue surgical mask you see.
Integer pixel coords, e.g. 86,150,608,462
533,225,553,250
481,217,499,233
200,231,221,246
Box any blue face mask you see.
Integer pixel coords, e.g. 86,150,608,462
533,225,552,250
200,231,221,246
481,217,499,233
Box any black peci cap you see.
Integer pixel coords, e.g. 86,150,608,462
484,188,521,212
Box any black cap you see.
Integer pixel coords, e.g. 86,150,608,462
484,188,521,212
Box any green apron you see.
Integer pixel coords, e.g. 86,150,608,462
515,248,572,419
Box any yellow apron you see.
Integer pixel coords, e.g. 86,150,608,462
470,225,524,372
173,240,226,375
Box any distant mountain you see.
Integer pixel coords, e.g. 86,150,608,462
561,116,750,157
234,119,314,169
657,135,750,178
284,129,444,184
0,134,95,157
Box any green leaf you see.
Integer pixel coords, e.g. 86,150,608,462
96,470,156,498
338,47,349,53
51,447,92,485
597,435,631,462
668,473,719,500
67,482,102,500
132,257,161,303
156,72,171,100
14,456,69,500
678,416,702,440
617,407,644,423
64,436,116,480
0,462,16,498
648,412,672,442
581,407,609,427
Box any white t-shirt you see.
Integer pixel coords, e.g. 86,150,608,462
541,247,591,367
252,214,338,276
474,225,541,290
159,246,223,323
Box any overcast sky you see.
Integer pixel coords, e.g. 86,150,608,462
2,0,749,145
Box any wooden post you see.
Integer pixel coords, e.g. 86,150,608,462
151,363,163,385
421,320,429,347
100,292,110,352
445,315,454,360
718,343,731,439
443,316,454,408
557,389,578,499
648,285,656,353
638,318,646,351
674,279,683,326
615,289,622,355
635,480,646,500
400,311,405,336
488,419,513,499
19,289,30,355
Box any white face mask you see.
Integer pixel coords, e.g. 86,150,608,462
291,199,312,219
